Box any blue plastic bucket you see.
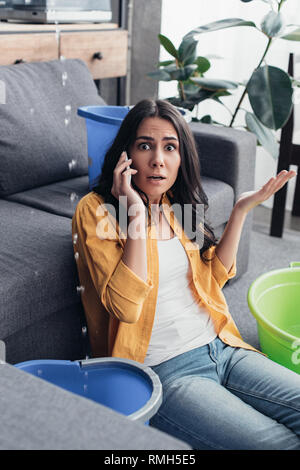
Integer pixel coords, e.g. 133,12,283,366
15,357,162,425
78,105,131,190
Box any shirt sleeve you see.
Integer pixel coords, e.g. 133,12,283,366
72,197,153,324
203,245,237,288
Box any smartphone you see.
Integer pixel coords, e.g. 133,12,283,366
124,151,131,185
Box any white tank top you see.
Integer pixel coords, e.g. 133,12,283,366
144,236,217,366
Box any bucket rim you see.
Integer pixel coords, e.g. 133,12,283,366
77,105,131,126
247,266,300,344
79,357,163,422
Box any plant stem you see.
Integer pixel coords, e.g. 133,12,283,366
229,0,284,128
229,36,273,127
278,0,285,12
179,81,186,101
175,58,186,102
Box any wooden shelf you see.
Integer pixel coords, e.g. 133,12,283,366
0,22,119,33
0,22,128,80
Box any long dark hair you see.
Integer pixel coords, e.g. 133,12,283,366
93,99,218,260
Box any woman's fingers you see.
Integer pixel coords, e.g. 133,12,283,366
114,157,132,175
273,170,296,191
261,170,296,199
236,170,296,214
121,168,138,177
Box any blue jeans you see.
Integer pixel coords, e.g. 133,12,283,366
149,337,300,450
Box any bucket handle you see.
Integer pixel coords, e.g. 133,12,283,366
289,261,300,268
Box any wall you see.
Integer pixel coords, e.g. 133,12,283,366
159,0,300,209
100,0,162,105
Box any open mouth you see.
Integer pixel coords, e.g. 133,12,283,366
147,176,166,180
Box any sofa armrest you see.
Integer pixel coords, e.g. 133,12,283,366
0,363,191,450
189,122,257,280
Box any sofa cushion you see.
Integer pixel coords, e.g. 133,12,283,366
6,175,89,219
4,303,87,364
0,59,105,197
5,176,233,227
0,199,80,338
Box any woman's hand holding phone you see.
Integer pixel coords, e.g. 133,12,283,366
111,151,144,209
113,152,147,281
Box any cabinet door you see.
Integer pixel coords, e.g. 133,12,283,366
60,29,128,79
0,33,58,65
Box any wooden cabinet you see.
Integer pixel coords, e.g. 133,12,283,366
0,31,57,64
0,22,128,80
60,29,127,79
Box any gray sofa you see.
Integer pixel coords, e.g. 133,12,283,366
0,58,256,449
0,361,192,450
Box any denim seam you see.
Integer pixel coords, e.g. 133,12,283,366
208,341,222,381
154,410,227,450
222,348,247,386
226,384,300,413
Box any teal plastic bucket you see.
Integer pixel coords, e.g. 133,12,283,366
248,262,300,374
78,105,131,190
15,357,162,425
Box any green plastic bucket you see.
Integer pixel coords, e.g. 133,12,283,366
248,262,300,374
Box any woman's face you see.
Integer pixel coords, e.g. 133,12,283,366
129,116,181,204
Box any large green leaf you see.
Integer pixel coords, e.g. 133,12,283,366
191,77,239,90
163,64,178,73
147,70,171,81
158,34,178,59
245,112,279,159
167,88,216,110
184,18,256,39
213,90,232,97
194,56,211,74
169,64,198,81
199,115,213,123
261,11,284,37
156,60,175,67
212,91,233,105
183,82,200,96
167,97,196,111
191,89,217,103
178,38,198,65
280,27,300,41
247,65,293,130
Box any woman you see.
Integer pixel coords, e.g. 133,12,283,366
72,99,300,450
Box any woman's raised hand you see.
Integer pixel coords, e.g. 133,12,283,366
111,151,144,209
235,170,297,215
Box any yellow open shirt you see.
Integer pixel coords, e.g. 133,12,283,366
72,191,261,363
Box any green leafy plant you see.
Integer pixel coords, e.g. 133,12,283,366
147,0,300,158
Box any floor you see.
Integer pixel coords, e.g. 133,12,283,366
253,206,300,233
